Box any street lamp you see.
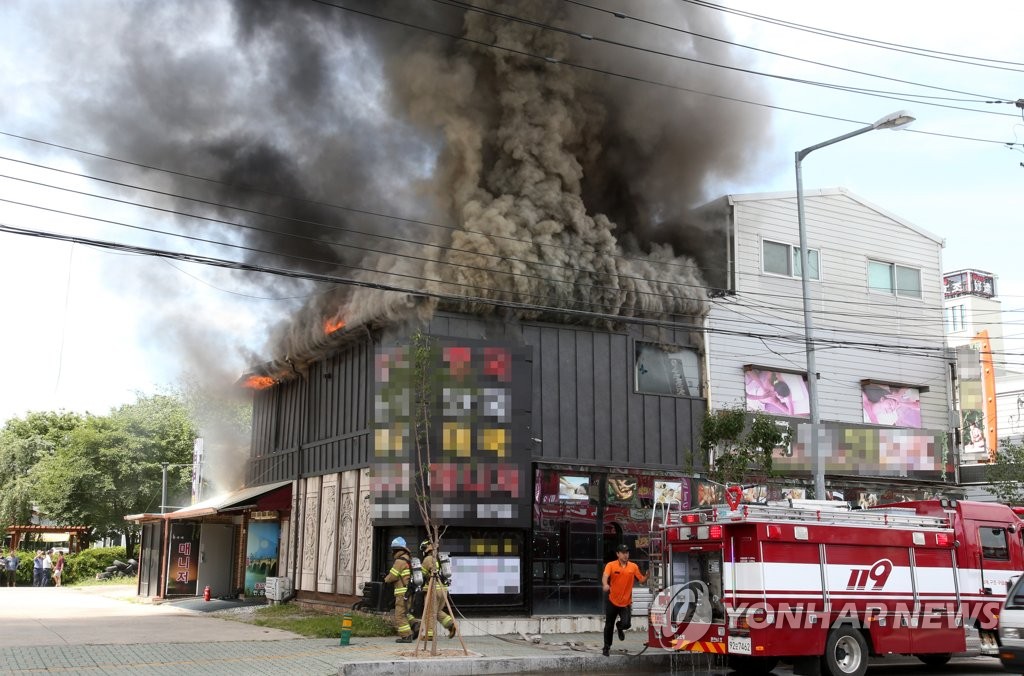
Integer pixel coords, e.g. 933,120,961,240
795,110,915,500
160,462,194,514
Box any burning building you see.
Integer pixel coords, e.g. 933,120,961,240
111,0,771,613
221,0,762,616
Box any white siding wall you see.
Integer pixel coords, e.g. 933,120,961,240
707,190,950,431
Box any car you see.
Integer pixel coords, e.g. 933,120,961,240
1000,574,1024,672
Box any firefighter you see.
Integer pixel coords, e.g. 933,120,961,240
383,537,416,643
419,539,457,639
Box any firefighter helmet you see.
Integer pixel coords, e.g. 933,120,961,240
420,539,434,556
390,537,408,551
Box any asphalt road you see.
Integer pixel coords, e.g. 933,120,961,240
774,656,1010,676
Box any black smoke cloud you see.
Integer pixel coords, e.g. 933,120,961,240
14,0,774,376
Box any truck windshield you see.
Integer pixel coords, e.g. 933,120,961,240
669,549,726,624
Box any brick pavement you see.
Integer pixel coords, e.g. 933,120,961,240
0,585,691,674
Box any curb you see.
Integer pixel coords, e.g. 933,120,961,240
339,651,679,675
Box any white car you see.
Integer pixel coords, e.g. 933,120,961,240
1000,575,1024,673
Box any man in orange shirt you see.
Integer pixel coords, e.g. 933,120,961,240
601,543,648,656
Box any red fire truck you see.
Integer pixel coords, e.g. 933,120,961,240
646,498,1024,676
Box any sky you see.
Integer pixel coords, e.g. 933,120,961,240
0,0,1022,426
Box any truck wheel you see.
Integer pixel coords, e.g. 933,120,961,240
822,627,868,676
916,653,951,667
727,655,778,675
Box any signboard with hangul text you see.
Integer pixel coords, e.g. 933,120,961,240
165,523,201,596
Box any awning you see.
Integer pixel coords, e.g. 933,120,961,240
162,481,292,520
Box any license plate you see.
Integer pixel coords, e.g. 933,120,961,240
728,636,751,654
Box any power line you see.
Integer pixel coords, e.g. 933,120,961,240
0,195,720,322
0,160,723,302
427,0,1017,118
6,154,1024,327
562,0,1022,102
306,0,1019,148
5,221,1003,360
10,222,1024,371
679,0,1024,71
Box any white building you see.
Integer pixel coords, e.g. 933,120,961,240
702,187,956,503
942,269,1024,450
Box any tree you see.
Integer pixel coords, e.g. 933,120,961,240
986,439,1024,505
701,408,789,487
0,411,84,533
32,394,196,554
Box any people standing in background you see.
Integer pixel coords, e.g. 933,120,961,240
5,550,18,586
32,551,43,587
41,550,54,587
53,551,65,587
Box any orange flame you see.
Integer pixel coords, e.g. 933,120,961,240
243,375,276,390
324,317,346,335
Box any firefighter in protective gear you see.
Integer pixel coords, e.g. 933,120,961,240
384,537,416,643
419,540,457,639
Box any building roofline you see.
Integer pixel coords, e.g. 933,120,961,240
725,187,945,247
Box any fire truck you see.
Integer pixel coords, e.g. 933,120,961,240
646,497,1024,676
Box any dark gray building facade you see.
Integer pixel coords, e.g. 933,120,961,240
246,311,706,613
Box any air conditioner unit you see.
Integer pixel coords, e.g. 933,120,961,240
264,576,292,602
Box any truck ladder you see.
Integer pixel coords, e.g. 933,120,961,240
667,501,950,531
647,528,666,591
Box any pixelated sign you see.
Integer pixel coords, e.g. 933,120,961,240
371,340,531,527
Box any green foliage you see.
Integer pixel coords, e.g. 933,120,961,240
248,605,395,638
63,546,129,585
0,411,85,532
701,408,789,486
986,440,1024,505
1,393,197,556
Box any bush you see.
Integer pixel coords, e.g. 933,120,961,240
64,547,128,586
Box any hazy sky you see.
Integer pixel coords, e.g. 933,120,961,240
0,0,1021,424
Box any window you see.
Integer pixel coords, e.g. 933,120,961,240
980,527,1009,560
868,261,921,298
762,240,819,280
635,344,701,397
947,305,966,332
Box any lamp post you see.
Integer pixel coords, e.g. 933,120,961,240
795,110,915,499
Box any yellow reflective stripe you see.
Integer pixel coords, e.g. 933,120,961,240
397,623,411,632
394,587,407,594
389,567,401,576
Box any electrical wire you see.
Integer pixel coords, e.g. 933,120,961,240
0,220,991,358
4,167,1019,348
305,0,1019,148
563,0,1021,101
12,221,1016,362
678,0,1024,71
6,148,1024,322
432,0,1017,115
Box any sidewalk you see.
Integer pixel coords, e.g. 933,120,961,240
0,585,708,675
0,633,705,675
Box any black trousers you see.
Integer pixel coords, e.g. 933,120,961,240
603,597,632,648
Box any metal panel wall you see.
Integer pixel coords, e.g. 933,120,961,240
249,314,704,481
247,338,373,485
427,313,704,471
